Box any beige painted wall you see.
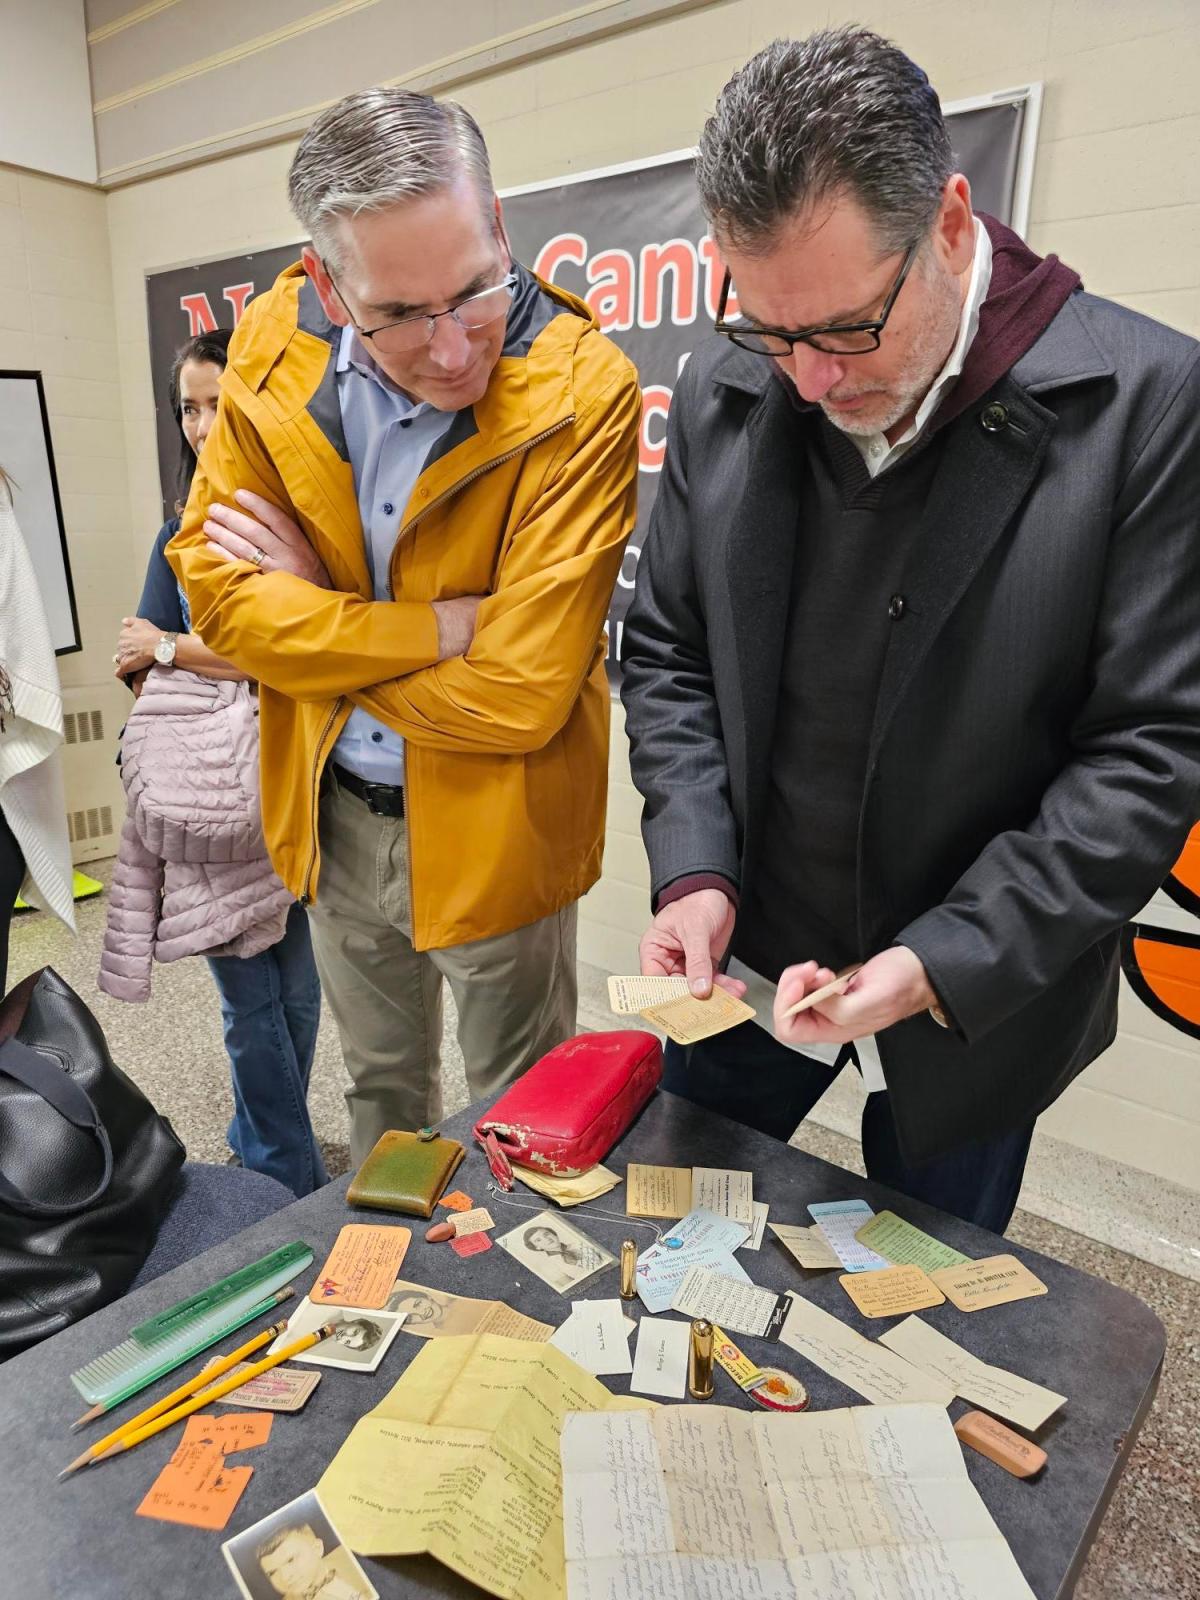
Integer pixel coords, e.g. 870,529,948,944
63,0,1200,1185
0,163,132,859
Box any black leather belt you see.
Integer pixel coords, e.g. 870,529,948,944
332,763,405,818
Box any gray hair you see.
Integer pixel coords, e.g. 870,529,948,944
288,87,494,268
696,27,953,258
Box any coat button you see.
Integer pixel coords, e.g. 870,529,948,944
980,402,1009,432
888,594,906,620
382,501,394,516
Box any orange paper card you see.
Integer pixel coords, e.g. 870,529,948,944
181,1411,274,1453
310,1223,412,1308
838,1264,946,1318
441,1191,474,1213
929,1253,1048,1312
136,1440,252,1531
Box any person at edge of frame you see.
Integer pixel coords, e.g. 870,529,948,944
621,26,1200,1231
106,330,327,1198
168,89,640,1167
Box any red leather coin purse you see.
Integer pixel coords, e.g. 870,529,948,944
473,1031,662,1187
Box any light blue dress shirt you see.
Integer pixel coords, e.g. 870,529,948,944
330,323,457,783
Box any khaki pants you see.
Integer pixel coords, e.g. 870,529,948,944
307,772,578,1166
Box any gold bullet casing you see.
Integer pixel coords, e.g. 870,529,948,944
620,1239,637,1300
689,1319,715,1398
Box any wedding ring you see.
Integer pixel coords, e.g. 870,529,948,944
112,653,121,664
250,547,266,567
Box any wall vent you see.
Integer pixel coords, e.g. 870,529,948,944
63,708,106,745
68,805,114,843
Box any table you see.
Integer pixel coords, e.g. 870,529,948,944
0,1089,1164,1600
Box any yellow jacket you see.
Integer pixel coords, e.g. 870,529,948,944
168,262,640,949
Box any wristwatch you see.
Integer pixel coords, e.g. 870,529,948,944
929,999,951,1029
153,631,178,667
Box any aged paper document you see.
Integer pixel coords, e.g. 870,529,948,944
635,1210,750,1314
626,1163,692,1219
778,1294,955,1407
384,1279,552,1341
880,1315,1066,1430
517,1165,622,1207
608,975,691,1013
929,1254,1048,1312
808,1200,891,1273
318,1334,650,1600
550,1300,634,1376
692,1167,755,1226
671,1267,789,1339
770,1222,841,1271
561,1403,1035,1599
854,1209,970,1272
838,1263,946,1318
639,987,756,1045
309,1223,411,1308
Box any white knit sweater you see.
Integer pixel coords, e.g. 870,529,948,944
0,476,75,932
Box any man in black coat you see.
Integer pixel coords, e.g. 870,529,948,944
620,27,1200,1229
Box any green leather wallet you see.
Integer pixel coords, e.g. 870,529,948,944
346,1130,466,1218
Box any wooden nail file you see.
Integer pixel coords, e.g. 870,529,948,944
954,1411,1047,1478
781,964,863,1019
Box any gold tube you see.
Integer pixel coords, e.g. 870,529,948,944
689,1319,715,1399
620,1239,637,1300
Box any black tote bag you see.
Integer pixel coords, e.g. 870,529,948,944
0,966,185,1356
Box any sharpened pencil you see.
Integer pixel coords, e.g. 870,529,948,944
58,1307,300,1480
67,1284,296,1431
70,1323,337,1470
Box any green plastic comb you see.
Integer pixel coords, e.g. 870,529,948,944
70,1240,313,1411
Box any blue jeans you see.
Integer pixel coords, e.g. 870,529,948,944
206,902,328,1196
663,1022,1033,1233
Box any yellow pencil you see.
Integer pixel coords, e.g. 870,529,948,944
65,1324,337,1472
58,1308,295,1480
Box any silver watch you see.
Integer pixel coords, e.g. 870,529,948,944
153,630,178,667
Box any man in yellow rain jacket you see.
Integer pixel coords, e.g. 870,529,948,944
169,89,640,1162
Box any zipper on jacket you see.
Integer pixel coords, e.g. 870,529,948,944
391,412,575,948
396,415,576,545
300,700,342,904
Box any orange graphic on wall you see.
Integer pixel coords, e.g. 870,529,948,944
1120,824,1200,1042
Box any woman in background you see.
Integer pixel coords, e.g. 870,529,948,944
0,466,75,989
111,331,326,1195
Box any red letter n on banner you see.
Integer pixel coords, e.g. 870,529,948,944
179,293,217,337
223,282,255,322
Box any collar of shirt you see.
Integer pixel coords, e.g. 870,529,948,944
336,322,434,415
849,218,994,479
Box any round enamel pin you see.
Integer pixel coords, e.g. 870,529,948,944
748,1367,810,1411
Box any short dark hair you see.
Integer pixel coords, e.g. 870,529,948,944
335,1315,384,1348
168,327,232,512
256,1521,318,1560
696,27,954,257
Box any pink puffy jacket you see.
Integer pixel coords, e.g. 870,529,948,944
98,666,292,1002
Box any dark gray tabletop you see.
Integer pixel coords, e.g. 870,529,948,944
0,1089,1164,1600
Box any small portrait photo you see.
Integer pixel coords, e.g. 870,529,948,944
383,1280,489,1337
267,1298,405,1373
222,1488,377,1600
497,1210,615,1295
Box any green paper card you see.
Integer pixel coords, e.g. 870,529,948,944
854,1209,971,1272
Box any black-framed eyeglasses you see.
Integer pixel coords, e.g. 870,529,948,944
328,266,519,356
714,238,921,357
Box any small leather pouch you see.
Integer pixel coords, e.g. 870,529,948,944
346,1130,466,1218
474,1031,662,1187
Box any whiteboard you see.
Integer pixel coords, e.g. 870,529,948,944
0,371,81,655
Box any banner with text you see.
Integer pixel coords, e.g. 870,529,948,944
146,101,1029,673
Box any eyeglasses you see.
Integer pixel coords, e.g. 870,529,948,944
328,267,518,355
714,238,921,357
